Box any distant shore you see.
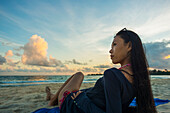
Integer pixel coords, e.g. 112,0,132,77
87,72,170,75
149,72,170,75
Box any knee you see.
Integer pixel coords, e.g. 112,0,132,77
75,72,84,79
76,71,84,75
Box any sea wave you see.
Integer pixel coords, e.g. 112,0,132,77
0,75,169,87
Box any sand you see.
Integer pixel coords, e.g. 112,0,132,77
0,79,170,113
0,83,95,113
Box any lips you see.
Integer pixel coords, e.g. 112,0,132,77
110,55,114,59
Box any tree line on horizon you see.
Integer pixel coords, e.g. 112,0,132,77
87,69,170,76
149,69,170,75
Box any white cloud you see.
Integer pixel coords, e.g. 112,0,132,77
49,55,65,67
65,59,88,65
134,10,170,38
22,35,49,66
3,50,20,66
78,67,98,72
5,50,13,58
22,35,65,67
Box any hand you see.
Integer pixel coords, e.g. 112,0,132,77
71,91,83,100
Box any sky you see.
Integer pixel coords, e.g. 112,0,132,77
0,0,170,75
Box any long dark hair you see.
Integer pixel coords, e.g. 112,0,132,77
116,28,157,113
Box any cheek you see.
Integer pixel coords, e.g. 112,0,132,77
112,47,120,61
113,47,126,61
112,46,117,53
113,46,120,56
113,47,116,52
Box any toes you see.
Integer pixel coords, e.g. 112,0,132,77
46,96,50,101
46,86,51,93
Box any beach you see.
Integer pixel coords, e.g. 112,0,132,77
0,82,95,113
0,79,170,113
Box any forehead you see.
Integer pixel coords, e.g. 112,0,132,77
113,35,124,43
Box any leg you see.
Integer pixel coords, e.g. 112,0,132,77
48,72,84,106
46,72,78,102
46,86,54,101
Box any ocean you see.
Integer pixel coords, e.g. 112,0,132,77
0,75,170,87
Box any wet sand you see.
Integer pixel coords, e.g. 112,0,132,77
0,79,170,113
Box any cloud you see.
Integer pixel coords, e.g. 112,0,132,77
78,67,105,74
0,63,75,74
13,46,24,51
14,52,21,56
1,42,10,46
78,67,97,72
5,50,13,58
2,50,19,66
7,61,20,67
0,67,13,72
22,35,48,66
0,37,23,47
133,8,170,39
22,35,65,67
0,55,6,65
65,59,87,65
89,59,93,62
55,68,75,73
49,55,65,67
13,47,24,57
93,64,111,68
144,39,170,69
164,55,170,59
0,65,39,73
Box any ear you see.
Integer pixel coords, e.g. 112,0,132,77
127,41,132,52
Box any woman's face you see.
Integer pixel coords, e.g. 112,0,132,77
109,35,131,64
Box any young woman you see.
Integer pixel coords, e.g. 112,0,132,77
46,28,157,113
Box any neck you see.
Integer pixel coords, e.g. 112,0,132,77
120,54,131,67
120,60,132,70
120,61,131,67
119,64,130,69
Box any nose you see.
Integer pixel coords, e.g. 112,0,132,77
109,49,112,53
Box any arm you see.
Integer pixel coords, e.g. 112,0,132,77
72,92,105,113
80,87,93,92
103,69,122,113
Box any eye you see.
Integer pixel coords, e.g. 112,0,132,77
113,43,117,46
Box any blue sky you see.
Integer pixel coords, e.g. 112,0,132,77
0,0,170,75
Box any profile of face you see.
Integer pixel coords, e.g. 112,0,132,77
109,35,132,64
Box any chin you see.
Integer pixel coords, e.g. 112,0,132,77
112,60,119,64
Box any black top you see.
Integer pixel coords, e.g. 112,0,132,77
83,68,136,112
60,68,136,113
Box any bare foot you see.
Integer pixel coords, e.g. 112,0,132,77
46,86,53,101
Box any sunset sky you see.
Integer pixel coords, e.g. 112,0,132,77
0,0,170,75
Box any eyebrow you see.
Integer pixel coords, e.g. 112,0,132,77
113,41,117,43
112,41,117,47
